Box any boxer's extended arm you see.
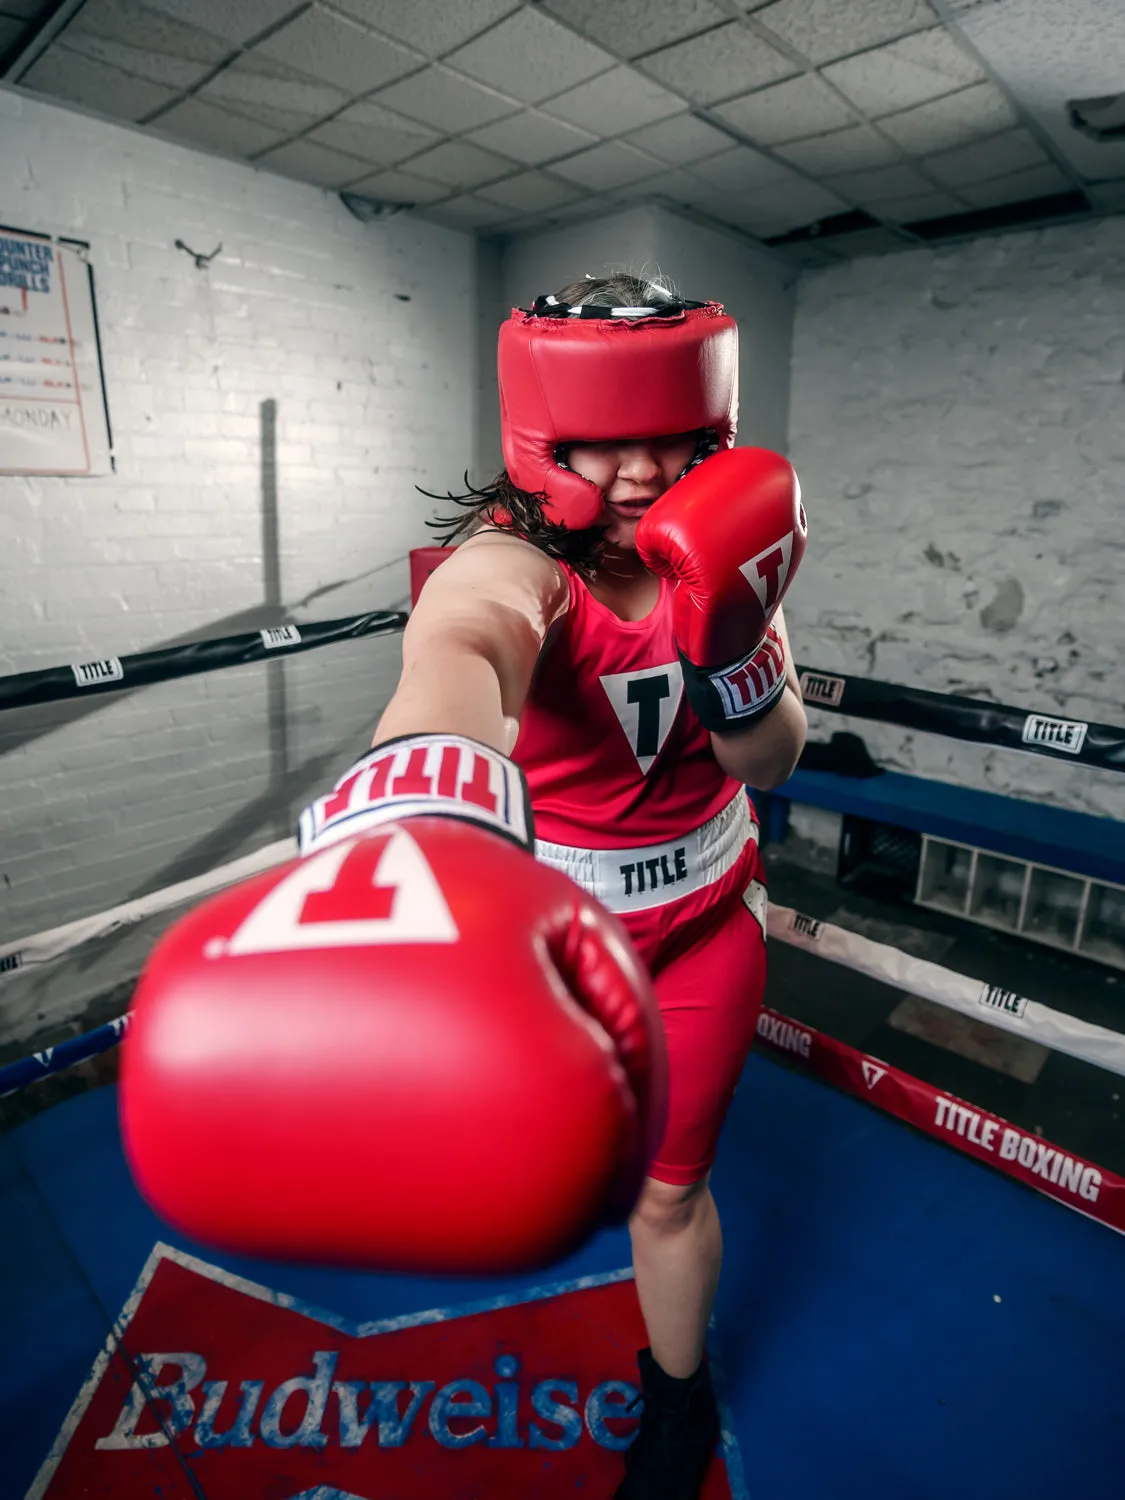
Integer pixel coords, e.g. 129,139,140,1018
708,605,807,790
374,533,569,754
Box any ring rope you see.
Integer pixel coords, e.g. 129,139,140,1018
4,844,1123,1090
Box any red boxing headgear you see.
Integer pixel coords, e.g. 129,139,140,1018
497,296,739,530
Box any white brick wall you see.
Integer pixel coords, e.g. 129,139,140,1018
1,87,478,1037
787,216,1125,823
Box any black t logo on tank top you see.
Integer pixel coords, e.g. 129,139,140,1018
599,663,684,774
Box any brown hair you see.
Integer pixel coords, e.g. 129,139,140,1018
423,272,682,577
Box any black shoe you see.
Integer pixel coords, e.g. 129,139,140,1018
613,1347,720,1499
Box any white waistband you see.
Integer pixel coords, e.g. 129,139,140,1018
535,794,756,914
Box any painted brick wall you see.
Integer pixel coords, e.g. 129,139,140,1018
786,215,1125,824
1,88,478,1040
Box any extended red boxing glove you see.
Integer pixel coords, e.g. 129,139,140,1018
636,447,806,732
121,734,667,1275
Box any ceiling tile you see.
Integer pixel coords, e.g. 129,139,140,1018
827,163,936,203
823,29,986,118
550,138,664,190
774,123,902,173
480,170,581,211
444,8,613,106
624,112,732,164
921,127,1048,187
658,181,731,216
541,0,728,59
372,65,520,132
139,0,299,48
876,189,968,221
640,22,797,106
542,66,684,135
20,45,179,119
714,74,858,145
752,0,938,67
58,31,223,92
420,194,514,229
343,166,453,204
330,0,519,57
463,110,597,165
307,100,439,167
617,167,703,200
63,0,231,89
958,162,1073,209
406,138,515,189
157,97,290,156
200,56,349,130
256,136,376,186
691,143,795,191
256,6,422,95
878,81,1017,153
731,178,849,232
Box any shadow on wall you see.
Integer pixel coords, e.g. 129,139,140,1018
5,400,409,910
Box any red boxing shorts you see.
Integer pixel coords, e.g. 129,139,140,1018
536,795,768,1186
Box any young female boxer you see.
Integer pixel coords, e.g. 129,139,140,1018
122,273,806,1500
375,276,808,1498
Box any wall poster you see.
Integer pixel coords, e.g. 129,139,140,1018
0,225,113,476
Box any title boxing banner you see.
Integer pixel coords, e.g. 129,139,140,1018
0,228,112,476
27,1246,744,1499
754,1004,1125,1238
796,666,1125,774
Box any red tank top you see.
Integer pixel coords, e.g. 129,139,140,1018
512,563,745,847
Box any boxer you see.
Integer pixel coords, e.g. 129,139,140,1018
376,277,808,1498
123,275,807,1500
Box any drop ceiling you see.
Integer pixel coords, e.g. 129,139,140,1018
3,0,1123,263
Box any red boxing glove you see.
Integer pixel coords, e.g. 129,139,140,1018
636,447,806,732
121,735,667,1275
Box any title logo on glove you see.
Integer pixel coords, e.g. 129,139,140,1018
299,736,532,855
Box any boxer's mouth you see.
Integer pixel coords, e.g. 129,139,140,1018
608,493,659,517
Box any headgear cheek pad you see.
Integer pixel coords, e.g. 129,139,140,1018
497,299,739,530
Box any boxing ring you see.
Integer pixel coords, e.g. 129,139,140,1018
2,599,1124,1499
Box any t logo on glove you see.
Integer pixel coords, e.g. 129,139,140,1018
121,733,669,1277
636,448,806,734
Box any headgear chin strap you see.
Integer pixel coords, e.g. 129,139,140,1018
497,296,739,530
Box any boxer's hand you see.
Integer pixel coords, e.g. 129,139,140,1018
120,735,667,1275
636,447,806,732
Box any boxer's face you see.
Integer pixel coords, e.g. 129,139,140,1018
564,433,697,547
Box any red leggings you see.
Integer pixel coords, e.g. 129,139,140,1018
618,839,768,1186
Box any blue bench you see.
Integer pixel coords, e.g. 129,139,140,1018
753,768,1125,889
